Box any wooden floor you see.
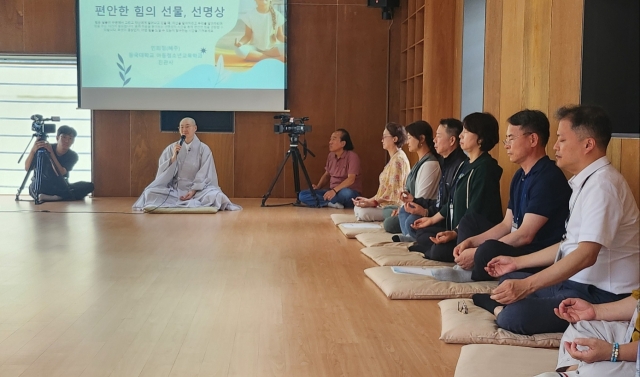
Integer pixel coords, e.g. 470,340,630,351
0,196,461,377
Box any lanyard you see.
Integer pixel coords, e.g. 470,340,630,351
561,163,611,241
513,173,530,226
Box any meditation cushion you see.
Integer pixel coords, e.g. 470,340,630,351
338,222,385,239
143,206,219,214
364,267,497,299
454,344,558,377
354,232,402,247
361,246,454,267
439,299,562,348
330,213,358,225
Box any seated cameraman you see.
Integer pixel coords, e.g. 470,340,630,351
24,125,94,202
299,129,361,208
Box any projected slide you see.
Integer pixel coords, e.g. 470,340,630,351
77,0,287,111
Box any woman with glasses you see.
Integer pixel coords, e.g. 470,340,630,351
382,120,442,234
352,123,410,221
409,112,503,262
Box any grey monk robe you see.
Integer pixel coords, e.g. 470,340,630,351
133,135,241,210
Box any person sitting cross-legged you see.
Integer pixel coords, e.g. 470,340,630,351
352,122,410,221
408,112,503,263
298,128,361,208
382,120,441,235
534,290,639,377
431,110,571,283
132,117,240,211
392,118,467,242
472,105,640,336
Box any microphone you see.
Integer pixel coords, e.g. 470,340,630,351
177,135,186,154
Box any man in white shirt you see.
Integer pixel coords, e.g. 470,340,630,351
472,105,640,335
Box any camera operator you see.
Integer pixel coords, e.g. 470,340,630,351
24,125,94,202
298,129,361,208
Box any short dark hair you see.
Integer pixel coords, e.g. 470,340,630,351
406,120,439,158
57,125,77,138
336,128,354,150
555,105,612,150
462,112,500,152
439,118,463,141
507,109,550,147
385,122,407,148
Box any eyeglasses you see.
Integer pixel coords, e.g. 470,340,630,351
457,300,468,314
502,132,532,145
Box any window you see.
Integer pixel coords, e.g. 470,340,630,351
0,56,91,196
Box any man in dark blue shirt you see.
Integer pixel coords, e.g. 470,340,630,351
432,109,571,282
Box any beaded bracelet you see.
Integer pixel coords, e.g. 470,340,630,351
610,342,619,362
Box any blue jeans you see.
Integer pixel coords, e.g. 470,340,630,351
398,205,421,238
298,188,359,208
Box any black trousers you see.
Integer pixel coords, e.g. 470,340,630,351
413,212,496,263
31,181,94,201
472,239,542,281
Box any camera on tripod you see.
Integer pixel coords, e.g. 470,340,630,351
31,114,59,140
274,114,312,134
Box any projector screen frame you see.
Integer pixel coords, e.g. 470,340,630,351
75,0,289,112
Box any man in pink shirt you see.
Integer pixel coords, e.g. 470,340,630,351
299,129,362,208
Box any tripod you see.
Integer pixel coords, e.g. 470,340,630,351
16,135,72,205
262,133,319,207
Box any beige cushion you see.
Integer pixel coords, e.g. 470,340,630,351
364,267,497,299
439,299,562,348
143,206,219,214
330,213,357,225
454,344,558,377
338,222,385,239
361,246,454,267
354,232,400,247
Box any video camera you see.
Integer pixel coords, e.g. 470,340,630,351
274,114,312,134
31,114,59,140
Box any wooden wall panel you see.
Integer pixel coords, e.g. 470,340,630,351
281,4,338,198
388,8,402,124
547,0,583,153
0,0,24,52
197,133,234,196
336,5,390,198
23,0,76,53
92,111,131,197
483,0,503,132
233,112,286,198
422,0,459,126
619,139,640,205
130,111,169,195
452,0,464,120
522,0,551,115
495,0,526,210
606,138,622,172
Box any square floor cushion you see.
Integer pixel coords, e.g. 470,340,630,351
439,299,562,348
361,246,454,267
454,344,558,377
364,267,498,299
